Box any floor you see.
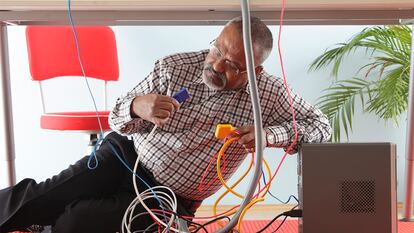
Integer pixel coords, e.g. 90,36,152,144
199,220,414,233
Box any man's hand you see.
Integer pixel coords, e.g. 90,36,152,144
131,93,180,127
234,125,267,152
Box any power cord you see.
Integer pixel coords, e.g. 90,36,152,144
256,208,302,233
261,169,299,204
193,216,232,233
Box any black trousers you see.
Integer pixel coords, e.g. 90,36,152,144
0,132,197,233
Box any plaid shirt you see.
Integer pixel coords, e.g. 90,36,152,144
109,50,332,200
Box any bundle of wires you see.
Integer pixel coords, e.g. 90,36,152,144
204,135,298,232
121,126,181,233
214,137,272,232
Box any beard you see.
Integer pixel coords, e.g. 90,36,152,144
202,64,227,91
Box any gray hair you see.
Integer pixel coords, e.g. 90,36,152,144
227,16,273,64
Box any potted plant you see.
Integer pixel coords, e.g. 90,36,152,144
309,25,412,141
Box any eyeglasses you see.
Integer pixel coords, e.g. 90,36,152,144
209,40,248,76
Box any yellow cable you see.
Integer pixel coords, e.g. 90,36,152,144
236,158,273,231
213,137,253,226
237,197,264,231
214,136,274,231
216,137,247,198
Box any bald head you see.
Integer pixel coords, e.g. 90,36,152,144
227,16,273,65
202,16,272,91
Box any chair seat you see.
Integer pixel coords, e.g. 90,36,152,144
40,111,111,131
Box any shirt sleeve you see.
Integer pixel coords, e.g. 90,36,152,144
266,82,332,154
109,59,169,135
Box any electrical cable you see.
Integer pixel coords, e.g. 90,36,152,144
218,146,270,231
127,212,161,233
195,131,289,228
149,209,209,233
216,137,253,198
272,215,288,232
256,206,301,233
121,91,188,233
237,198,264,231
193,216,232,233
240,0,298,204
123,87,192,232
129,209,209,233
261,168,299,204
212,136,272,232
183,0,297,228
198,151,225,193
277,0,298,148
213,151,255,227
215,1,264,231
236,160,272,231
195,139,291,226
199,137,292,224
216,0,299,230
67,0,103,169
123,142,181,233
67,1,174,231
256,212,284,233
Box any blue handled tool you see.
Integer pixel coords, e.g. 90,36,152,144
172,88,190,104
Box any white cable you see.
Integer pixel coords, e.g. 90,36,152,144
123,189,174,231
124,187,176,231
121,125,181,233
123,190,176,233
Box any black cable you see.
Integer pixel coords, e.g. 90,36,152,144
193,216,231,233
256,207,302,233
256,212,285,233
129,210,208,233
271,215,288,233
182,218,208,233
166,211,209,233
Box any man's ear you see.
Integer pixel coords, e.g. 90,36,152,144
255,65,263,75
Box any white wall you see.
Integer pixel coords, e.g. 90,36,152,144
0,25,407,206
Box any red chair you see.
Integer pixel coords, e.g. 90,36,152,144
26,26,119,153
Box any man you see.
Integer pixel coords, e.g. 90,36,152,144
0,16,331,233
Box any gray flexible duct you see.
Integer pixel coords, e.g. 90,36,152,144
215,0,264,232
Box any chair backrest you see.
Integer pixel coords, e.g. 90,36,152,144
26,26,119,81
25,26,119,112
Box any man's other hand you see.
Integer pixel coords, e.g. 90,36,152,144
131,94,180,127
234,125,267,152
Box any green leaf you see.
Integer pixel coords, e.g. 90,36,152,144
309,25,411,141
316,78,374,142
367,65,410,122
